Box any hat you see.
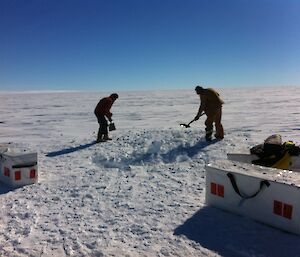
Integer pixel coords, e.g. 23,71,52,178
110,93,119,100
195,86,203,93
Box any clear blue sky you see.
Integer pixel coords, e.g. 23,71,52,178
1,0,300,91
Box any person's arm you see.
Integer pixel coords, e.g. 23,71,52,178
103,99,113,121
106,113,112,122
195,95,206,120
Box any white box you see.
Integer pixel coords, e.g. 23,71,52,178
0,151,38,188
205,159,300,235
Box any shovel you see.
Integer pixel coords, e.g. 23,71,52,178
180,119,196,128
180,114,203,128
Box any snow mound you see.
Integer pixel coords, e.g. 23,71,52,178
92,129,222,170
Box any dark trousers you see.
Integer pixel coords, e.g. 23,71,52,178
96,114,108,135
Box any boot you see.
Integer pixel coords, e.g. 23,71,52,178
215,134,224,140
205,128,213,142
96,131,104,143
103,134,112,141
205,135,212,142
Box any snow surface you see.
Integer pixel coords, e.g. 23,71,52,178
0,87,300,257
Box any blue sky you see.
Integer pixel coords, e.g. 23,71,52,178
0,0,300,91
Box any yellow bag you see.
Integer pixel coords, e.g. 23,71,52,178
272,152,291,170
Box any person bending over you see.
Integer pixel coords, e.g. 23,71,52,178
94,93,118,142
194,86,224,141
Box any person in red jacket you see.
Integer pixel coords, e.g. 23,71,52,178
94,93,118,142
194,86,224,141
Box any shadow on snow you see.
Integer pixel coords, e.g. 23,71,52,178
0,182,14,195
174,206,300,257
46,141,97,157
161,138,219,162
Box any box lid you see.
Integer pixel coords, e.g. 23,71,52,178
207,159,300,187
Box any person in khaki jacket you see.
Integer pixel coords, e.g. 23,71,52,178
194,86,224,141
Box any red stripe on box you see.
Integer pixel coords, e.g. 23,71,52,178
15,170,21,181
217,185,224,197
273,200,283,216
30,169,36,179
211,183,217,195
283,204,293,219
4,167,10,177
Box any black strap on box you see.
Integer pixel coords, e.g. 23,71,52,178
12,162,37,169
227,173,270,199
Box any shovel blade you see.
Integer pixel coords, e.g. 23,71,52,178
180,123,190,128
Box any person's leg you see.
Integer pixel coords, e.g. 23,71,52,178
97,129,103,142
214,108,224,139
97,115,108,142
99,116,112,140
205,115,214,141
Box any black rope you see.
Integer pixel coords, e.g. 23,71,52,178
227,173,270,199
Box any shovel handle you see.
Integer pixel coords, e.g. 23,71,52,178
188,119,195,126
193,113,204,122
188,113,203,125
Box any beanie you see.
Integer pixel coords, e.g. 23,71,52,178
110,93,119,100
195,86,203,93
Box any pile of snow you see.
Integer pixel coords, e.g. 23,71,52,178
0,87,300,257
